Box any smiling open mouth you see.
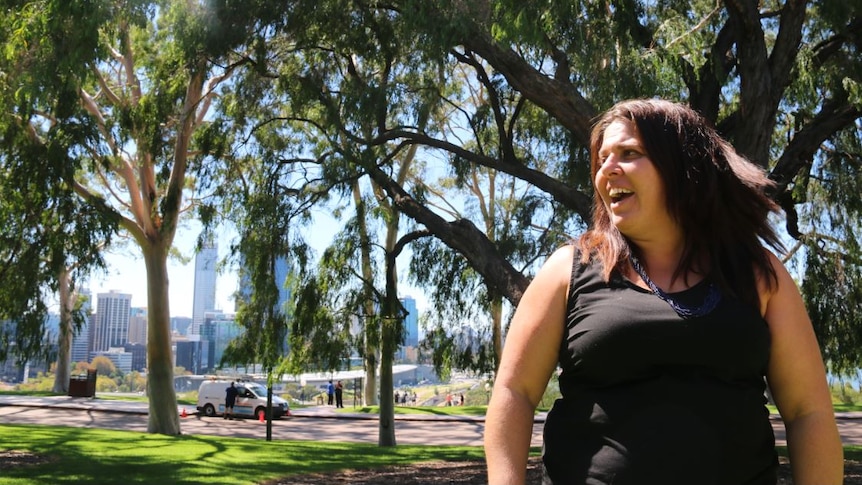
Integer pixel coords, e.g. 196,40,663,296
608,187,634,202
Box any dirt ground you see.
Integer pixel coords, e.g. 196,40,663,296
270,456,862,485
5,451,861,484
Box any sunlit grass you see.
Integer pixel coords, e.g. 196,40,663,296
0,424,486,485
344,405,489,417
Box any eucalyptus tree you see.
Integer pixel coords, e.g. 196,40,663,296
206,0,445,444
218,183,297,440
0,0,254,434
299,0,862,373
207,0,861,381
0,157,113,389
0,28,116,387
410,57,582,375
433,0,862,374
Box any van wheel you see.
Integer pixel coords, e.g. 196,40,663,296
255,408,266,421
202,404,215,417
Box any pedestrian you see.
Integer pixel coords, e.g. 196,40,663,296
485,99,843,484
445,392,452,407
224,381,238,420
335,380,344,408
326,380,334,406
459,393,465,406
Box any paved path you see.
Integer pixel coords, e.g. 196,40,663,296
2,395,862,447
0,395,514,446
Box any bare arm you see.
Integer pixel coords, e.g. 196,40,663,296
763,251,843,484
485,245,571,484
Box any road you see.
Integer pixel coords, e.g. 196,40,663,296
2,395,862,446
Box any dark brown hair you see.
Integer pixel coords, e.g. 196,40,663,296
578,99,783,311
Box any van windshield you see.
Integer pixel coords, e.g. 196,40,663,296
245,383,270,396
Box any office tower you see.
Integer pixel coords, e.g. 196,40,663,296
128,307,148,344
123,343,147,372
71,290,93,363
174,334,206,374
70,317,91,364
200,311,242,369
191,238,218,334
91,291,132,352
171,316,193,336
400,296,419,347
274,256,291,314
237,255,291,312
89,347,133,374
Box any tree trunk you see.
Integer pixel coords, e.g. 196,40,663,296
364,337,379,406
52,267,74,394
354,181,379,406
490,293,503,371
378,332,396,446
377,243,402,446
143,242,180,435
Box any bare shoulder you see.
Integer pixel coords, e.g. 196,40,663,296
535,244,577,290
756,248,796,317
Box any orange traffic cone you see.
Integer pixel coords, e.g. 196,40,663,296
180,408,188,418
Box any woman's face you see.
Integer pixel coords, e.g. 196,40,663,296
595,119,679,244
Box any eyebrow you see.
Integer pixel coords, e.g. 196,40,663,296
598,140,642,157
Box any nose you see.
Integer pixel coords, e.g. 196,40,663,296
598,155,622,177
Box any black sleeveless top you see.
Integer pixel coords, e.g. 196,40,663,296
542,254,777,485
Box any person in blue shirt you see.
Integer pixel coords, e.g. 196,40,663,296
326,380,335,406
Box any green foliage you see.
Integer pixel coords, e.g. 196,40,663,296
96,375,119,392
804,245,862,376
420,324,495,382
14,371,55,392
4,0,862,399
90,356,118,377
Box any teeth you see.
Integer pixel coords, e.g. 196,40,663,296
608,187,633,197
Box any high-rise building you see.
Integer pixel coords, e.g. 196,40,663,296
200,311,241,371
191,238,218,334
128,307,147,344
274,256,292,314
237,255,292,313
123,343,147,372
90,347,133,374
71,290,93,363
400,296,419,347
91,291,132,352
174,335,207,374
171,316,193,336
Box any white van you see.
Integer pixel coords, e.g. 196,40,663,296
196,380,290,420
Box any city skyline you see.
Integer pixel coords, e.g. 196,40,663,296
87,218,428,318
88,226,238,318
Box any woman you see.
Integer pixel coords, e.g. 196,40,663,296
485,99,842,484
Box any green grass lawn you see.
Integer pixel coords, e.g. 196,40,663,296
344,404,489,417
0,424,487,485
2,424,859,485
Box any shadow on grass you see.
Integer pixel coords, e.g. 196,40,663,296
1,424,485,485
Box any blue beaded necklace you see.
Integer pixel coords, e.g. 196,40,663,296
628,254,722,319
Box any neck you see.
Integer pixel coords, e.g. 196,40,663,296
627,237,690,292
